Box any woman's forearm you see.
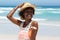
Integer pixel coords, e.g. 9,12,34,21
7,6,18,17
7,3,24,18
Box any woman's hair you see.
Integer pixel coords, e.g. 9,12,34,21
18,7,35,19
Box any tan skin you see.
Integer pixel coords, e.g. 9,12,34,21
7,3,38,40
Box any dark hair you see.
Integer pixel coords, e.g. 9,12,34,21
18,7,35,18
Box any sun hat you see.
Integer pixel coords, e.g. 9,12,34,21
19,2,35,20
20,2,35,12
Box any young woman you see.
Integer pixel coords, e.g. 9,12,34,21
7,2,38,40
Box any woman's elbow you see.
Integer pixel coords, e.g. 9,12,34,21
7,15,11,19
7,15,9,18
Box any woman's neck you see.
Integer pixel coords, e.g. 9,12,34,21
22,19,32,28
25,19,32,23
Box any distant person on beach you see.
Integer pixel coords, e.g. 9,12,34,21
7,2,38,40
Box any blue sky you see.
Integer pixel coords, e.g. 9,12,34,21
0,0,60,6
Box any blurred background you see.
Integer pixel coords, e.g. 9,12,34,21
0,0,60,40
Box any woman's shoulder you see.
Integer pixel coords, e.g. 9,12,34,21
31,20,38,25
30,20,38,30
31,20,38,27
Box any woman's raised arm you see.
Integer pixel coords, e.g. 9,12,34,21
7,3,24,27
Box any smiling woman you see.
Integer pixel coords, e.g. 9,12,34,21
7,2,38,40
0,0,60,40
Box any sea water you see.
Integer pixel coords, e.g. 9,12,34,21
0,7,60,40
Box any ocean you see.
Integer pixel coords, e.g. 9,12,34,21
0,7,60,40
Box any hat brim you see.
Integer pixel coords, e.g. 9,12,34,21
19,2,35,20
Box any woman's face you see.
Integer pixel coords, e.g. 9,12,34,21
23,9,34,20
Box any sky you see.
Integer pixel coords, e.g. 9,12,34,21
0,0,60,7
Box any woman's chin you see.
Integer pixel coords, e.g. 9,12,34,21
25,18,31,20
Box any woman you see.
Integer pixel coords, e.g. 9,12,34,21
7,2,38,40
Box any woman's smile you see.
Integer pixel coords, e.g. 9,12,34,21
23,9,33,20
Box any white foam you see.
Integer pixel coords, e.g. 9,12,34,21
0,7,13,11
0,16,47,21
36,8,60,14
0,11,7,13
1,7,60,14
1,7,60,11
0,7,60,11
13,17,47,21
0,16,60,27
32,18,47,21
51,11,60,14
35,12,43,14
36,8,60,10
